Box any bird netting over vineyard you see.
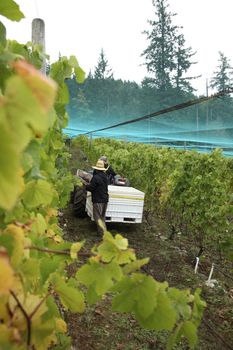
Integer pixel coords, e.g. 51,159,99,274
64,93,233,157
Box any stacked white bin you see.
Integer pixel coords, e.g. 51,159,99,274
86,185,145,223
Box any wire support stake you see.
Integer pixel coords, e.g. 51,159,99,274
194,257,199,274
205,263,216,287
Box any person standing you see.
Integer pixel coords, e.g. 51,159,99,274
99,155,116,184
86,159,109,235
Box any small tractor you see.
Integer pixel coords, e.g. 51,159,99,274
72,169,145,224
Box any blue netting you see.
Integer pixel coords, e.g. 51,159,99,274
64,96,233,157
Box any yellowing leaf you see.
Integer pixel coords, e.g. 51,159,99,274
70,242,84,259
0,324,12,346
46,229,56,238
10,293,48,328
0,295,9,322
31,213,47,236
114,234,128,250
46,208,58,222
12,60,57,112
3,224,25,267
53,235,63,243
103,231,128,250
0,256,14,295
55,318,67,333
5,76,48,148
0,117,24,210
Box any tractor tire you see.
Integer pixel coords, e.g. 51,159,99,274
72,185,87,218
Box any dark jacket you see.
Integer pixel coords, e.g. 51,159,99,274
86,170,109,203
105,166,116,185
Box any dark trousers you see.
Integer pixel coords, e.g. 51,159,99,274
93,202,108,235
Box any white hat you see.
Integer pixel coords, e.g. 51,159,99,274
92,159,106,171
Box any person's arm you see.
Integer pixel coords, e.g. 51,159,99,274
86,176,97,192
108,166,117,177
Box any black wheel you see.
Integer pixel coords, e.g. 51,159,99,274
72,185,87,218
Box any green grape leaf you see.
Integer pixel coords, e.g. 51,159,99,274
74,65,85,84
42,296,60,321
40,257,61,284
21,152,34,174
20,258,40,291
123,258,150,274
68,55,85,83
97,232,135,264
0,21,6,47
167,323,183,350
167,288,192,319
76,260,122,295
180,320,198,348
191,288,206,327
97,241,118,262
50,58,73,85
112,274,158,320
31,319,56,350
22,179,53,208
0,116,24,210
86,284,102,305
0,0,24,21
0,234,14,255
56,82,69,104
139,290,177,330
53,277,85,313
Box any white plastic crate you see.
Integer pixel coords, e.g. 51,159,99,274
86,185,145,224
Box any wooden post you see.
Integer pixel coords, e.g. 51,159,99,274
32,18,46,74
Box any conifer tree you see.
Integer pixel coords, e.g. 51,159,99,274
210,51,233,92
142,0,176,91
142,0,197,93
173,33,197,93
94,48,113,80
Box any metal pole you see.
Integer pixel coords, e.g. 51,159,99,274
196,105,199,131
32,18,46,75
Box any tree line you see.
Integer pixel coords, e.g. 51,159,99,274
65,0,233,143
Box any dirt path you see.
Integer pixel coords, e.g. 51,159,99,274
60,204,233,350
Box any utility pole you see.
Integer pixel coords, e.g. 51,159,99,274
32,18,46,75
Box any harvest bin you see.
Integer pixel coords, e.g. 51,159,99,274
86,185,145,223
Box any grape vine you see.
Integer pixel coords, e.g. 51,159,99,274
0,2,206,349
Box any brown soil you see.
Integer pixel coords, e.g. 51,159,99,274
60,205,233,350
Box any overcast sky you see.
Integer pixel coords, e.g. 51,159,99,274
2,0,233,95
